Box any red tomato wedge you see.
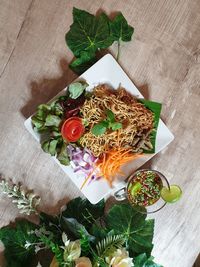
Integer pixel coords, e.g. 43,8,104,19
61,117,84,142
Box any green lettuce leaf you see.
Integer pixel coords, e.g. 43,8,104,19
106,203,154,256
45,114,62,127
57,142,70,165
68,82,88,99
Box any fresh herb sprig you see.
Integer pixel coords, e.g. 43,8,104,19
65,8,134,74
91,109,122,136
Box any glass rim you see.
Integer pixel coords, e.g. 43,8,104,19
126,169,170,214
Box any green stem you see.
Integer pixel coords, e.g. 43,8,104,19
116,40,121,61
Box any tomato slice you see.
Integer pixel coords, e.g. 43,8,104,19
61,117,84,142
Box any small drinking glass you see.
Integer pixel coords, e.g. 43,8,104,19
114,169,170,214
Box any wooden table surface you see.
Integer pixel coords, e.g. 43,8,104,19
0,0,200,266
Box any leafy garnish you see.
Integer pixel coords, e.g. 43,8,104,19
106,203,154,257
139,100,162,153
91,109,122,136
57,142,70,165
65,8,134,74
91,121,108,136
68,82,89,99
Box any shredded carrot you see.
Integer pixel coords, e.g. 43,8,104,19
81,148,144,189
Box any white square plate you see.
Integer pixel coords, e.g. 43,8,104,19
24,54,174,204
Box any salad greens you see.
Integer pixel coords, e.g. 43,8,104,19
91,109,122,136
65,8,134,74
69,81,89,99
31,81,88,165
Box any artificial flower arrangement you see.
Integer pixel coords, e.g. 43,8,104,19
0,178,162,267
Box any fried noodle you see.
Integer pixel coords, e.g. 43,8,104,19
80,84,154,157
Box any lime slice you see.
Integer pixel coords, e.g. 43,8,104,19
161,185,182,203
131,182,142,196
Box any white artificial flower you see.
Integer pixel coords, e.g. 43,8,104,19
62,232,70,247
106,248,133,267
63,240,81,262
24,240,32,249
75,257,92,267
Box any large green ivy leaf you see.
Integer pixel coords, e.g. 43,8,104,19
139,99,162,154
69,50,96,74
134,253,163,267
66,8,113,57
0,220,38,267
110,12,134,42
106,203,154,256
62,197,105,229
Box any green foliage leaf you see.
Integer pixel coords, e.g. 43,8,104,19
91,122,108,136
139,100,162,153
57,142,70,165
69,50,96,74
39,233,64,266
106,203,154,256
66,8,113,57
110,122,122,130
66,8,134,74
49,139,59,156
96,234,125,257
0,220,38,267
90,224,108,242
61,217,95,242
45,115,62,127
110,12,134,42
62,197,105,229
68,82,88,99
134,253,163,267
42,139,58,156
106,109,115,122
91,109,122,135
31,116,44,129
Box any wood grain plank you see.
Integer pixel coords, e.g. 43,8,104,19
0,0,33,77
0,0,200,266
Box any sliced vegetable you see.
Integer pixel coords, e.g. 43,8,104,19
61,117,85,142
67,145,99,181
68,82,89,99
161,185,182,203
81,148,143,188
